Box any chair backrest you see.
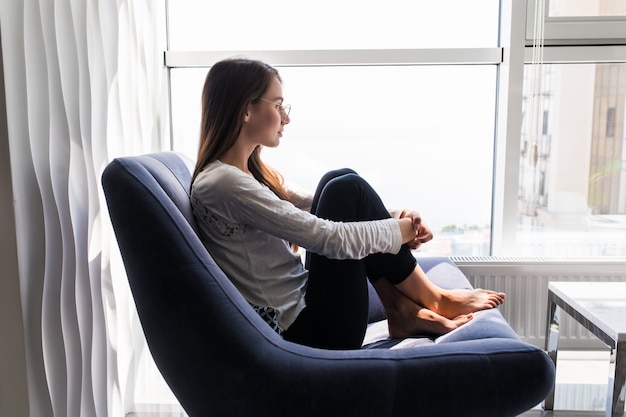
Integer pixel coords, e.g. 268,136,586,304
101,152,285,415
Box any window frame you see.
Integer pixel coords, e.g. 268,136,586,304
526,0,626,46
164,48,503,68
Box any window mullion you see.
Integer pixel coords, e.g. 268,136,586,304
491,0,527,256
164,48,503,68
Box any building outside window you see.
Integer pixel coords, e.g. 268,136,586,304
518,62,626,256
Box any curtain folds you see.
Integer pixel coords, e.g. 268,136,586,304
0,0,169,415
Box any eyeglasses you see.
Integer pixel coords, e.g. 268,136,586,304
257,98,291,121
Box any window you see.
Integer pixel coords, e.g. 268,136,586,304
518,63,626,256
171,65,497,257
549,0,626,17
519,0,626,256
607,107,616,137
167,1,626,257
542,110,549,136
168,0,500,50
526,0,626,45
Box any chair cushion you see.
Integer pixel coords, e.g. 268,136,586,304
364,257,518,349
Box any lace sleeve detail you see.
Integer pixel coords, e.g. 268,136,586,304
250,304,283,335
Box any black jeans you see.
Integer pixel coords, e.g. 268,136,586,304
283,169,417,350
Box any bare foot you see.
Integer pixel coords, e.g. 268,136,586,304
388,307,473,339
432,289,505,319
373,278,481,339
381,286,474,338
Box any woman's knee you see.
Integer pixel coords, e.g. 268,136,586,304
312,169,361,216
318,168,358,187
316,172,389,221
320,172,366,200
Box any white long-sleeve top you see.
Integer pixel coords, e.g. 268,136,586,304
191,160,403,330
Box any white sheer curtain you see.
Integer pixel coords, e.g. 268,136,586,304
0,0,171,415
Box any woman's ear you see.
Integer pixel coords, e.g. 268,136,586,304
243,103,252,122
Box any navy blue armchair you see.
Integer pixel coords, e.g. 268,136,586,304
102,152,554,417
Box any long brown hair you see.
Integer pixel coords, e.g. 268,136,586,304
192,58,290,202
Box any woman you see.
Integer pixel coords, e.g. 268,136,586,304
190,58,504,350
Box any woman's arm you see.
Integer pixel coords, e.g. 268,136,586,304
283,180,313,212
203,169,407,259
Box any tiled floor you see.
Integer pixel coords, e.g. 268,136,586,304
128,350,619,417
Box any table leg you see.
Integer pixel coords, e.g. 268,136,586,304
606,341,625,417
543,295,560,411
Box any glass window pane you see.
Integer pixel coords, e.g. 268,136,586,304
168,0,500,50
518,63,626,256
549,0,626,17
171,65,498,256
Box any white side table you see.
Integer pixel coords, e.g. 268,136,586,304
543,281,626,417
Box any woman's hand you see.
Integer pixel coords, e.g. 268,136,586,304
397,209,434,250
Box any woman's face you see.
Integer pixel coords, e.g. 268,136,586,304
243,76,290,148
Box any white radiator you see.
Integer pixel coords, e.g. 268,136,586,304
450,256,626,349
